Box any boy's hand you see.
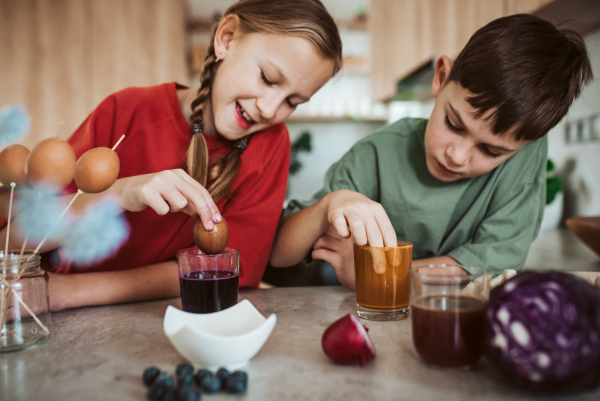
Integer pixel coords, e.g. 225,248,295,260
325,189,397,248
312,225,356,289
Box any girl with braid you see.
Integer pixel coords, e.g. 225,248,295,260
16,0,342,311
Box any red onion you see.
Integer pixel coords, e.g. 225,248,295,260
321,313,376,366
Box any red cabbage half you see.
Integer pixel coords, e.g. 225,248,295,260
485,271,600,393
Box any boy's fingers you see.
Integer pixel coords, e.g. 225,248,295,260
360,212,384,247
374,209,397,247
311,248,342,270
346,214,368,246
330,213,350,238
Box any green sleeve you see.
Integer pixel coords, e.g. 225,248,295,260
282,140,381,220
448,176,546,277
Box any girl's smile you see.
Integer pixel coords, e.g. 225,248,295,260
235,102,255,129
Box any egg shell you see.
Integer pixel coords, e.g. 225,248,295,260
192,215,228,255
0,144,30,186
26,138,76,190
74,147,120,193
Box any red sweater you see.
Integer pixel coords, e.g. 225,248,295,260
43,83,290,288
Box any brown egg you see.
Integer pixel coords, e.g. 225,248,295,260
26,138,76,190
0,144,30,186
192,215,229,254
74,147,120,193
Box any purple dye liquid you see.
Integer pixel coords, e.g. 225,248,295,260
179,270,239,313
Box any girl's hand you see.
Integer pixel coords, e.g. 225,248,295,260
112,169,221,230
325,189,396,248
312,225,356,289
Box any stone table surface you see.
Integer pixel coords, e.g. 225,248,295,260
2,285,600,401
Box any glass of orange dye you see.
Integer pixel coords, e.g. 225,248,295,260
353,241,413,321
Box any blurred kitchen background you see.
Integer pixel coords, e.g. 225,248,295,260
0,0,599,230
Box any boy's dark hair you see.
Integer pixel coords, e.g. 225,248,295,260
447,14,593,141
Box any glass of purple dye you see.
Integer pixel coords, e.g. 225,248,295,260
176,247,240,314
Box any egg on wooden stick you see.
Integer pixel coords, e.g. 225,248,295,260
0,144,30,187
192,215,229,255
26,138,77,191
74,147,120,193
25,135,125,262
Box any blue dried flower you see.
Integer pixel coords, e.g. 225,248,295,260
15,187,71,242
0,106,30,146
62,196,130,266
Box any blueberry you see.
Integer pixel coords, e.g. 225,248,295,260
230,371,248,384
177,386,201,401
201,376,221,394
142,366,161,387
225,377,247,394
163,388,177,401
215,368,230,387
146,383,167,400
175,363,194,378
155,372,174,390
178,372,194,387
193,369,211,386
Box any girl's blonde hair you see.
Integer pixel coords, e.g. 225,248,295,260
188,0,342,202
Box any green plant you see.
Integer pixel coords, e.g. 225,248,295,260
289,131,312,176
546,159,562,205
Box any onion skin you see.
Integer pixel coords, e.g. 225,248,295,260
485,271,600,393
322,313,376,366
192,215,228,255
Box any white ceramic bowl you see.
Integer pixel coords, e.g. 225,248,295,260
163,300,277,370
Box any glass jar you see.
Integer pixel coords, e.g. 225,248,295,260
0,250,50,352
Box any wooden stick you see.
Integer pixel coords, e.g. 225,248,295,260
1,278,49,334
19,235,28,259
26,189,83,262
56,121,64,140
112,134,125,151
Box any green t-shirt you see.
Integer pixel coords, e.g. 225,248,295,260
283,118,547,277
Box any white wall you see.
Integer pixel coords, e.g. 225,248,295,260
285,121,386,203
547,30,600,218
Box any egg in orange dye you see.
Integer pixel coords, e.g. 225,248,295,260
192,215,229,254
0,144,30,186
26,138,77,190
74,147,120,193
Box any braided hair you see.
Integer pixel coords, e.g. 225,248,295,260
187,0,342,203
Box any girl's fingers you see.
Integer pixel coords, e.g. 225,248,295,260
143,188,171,215
171,177,215,230
374,207,397,247
176,170,221,222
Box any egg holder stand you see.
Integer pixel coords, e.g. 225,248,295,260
0,134,126,345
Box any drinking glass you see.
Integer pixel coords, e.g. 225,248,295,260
410,264,491,368
176,247,240,314
354,241,413,321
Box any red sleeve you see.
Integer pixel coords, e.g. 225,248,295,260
221,124,290,288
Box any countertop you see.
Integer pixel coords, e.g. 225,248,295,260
1,228,599,401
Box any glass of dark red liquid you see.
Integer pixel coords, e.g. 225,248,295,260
176,247,240,314
410,264,491,369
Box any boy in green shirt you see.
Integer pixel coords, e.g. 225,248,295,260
269,14,593,288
